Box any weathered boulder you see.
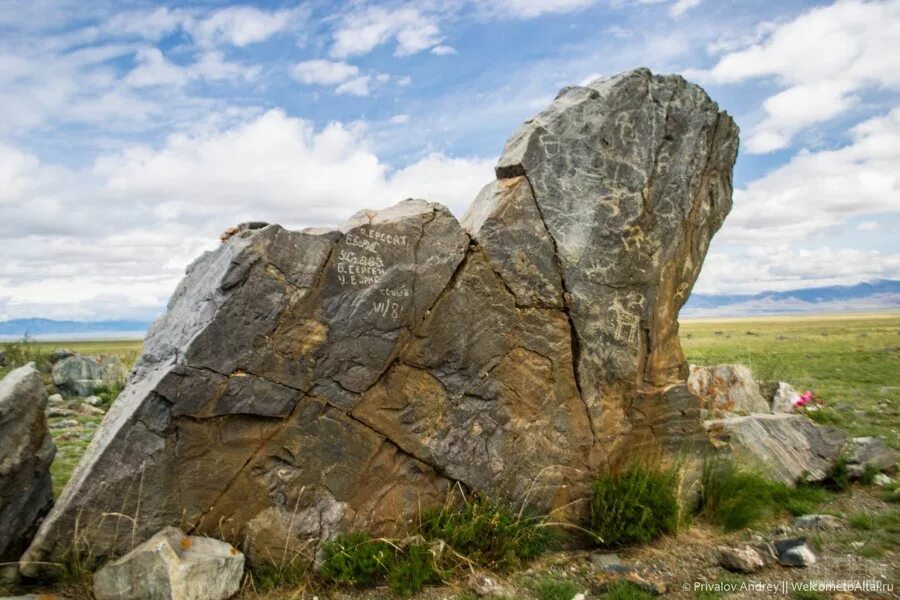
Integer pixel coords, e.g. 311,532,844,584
705,414,847,485
773,538,817,567
92,527,244,600
0,364,56,563
688,364,771,417
718,545,764,573
771,381,800,413
51,355,125,396
845,436,897,478
21,68,738,572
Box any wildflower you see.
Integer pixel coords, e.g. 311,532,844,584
793,390,814,408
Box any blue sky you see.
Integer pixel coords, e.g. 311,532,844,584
1,0,898,320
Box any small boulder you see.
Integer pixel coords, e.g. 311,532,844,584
793,514,843,531
771,382,799,413
705,413,847,485
0,364,56,563
774,538,817,567
689,364,771,418
718,545,764,573
751,542,778,566
845,437,897,479
92,527,244,600
47,393,63,405
83,395,102,406
50,348,75,363
51,355,125,396
873,473,894,487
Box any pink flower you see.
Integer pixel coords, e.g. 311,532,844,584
793,391,814,408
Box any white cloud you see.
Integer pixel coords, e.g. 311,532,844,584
125,48,257,88
431,45,457,55
719,107,900,245
690,0,900,153
0,111,494,320
330,6,443,58
389,114,411,124
187,5,301,47
482,0,597,18
670,0,701,17
291,59,359,85
696,246,900,294
335,76,372,96
856,221,880,231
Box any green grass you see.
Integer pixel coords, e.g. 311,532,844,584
533,577,578,600
681,313,900,448
699,459,831,531
420,495,556,571
602,582,655,600
587,462,679,547
844,508,900,557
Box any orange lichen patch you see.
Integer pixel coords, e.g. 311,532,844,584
180,536,193,550
231,369,248,377
230,547,239,555
35,595,60,600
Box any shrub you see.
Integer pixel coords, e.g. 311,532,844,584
534,577,578,600
92,381,124,409
420,495,556,571
387,543,443,596
586,462,679,547
824,456,851,491
700,459,830,531
319,533,396,587
0,339,53,373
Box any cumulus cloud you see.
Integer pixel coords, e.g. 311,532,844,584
186,5,302,47
0,111,494,320
690,0,900,153
696,246,900,294
330,6,444,58
720,107,900,244
291,59,360,85
481,0,598,18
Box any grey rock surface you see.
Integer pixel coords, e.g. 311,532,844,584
793,514,843,531
92,527,244,600
51,355,125,396
688,364,771,417
771,381,800,413
845,436,897,478
774,538,817,567
705,414,847,485
717,545,765,573
21,68,738,571
0,364,56,563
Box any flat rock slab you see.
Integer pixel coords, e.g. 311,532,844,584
21,68,739,572
92,527,244,600
0,364,56,563
705,413,847,485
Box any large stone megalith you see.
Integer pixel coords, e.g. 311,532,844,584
21,68,738,573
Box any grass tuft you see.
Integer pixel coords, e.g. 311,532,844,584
587,461,679,547
533,577,578,600
699,459,830,531
420,494,556,571
604,581,656,600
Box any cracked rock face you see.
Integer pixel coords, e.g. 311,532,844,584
0,364,56,563
21,68,738,572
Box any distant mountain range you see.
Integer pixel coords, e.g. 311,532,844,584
0,318,151,340
0,280,897,338
682,279,900,318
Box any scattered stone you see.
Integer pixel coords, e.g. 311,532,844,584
83,395,102,406
689,364,771,417
717,545,764,573
21,68,740,570
774,538,817,567
845,436,897,479
51,354,125,396
47,393,63,405
92,527,244,600
49,418,79,429
873,473,894,487
50,348,75,363
46,406,77,418
0,364,56,563
466,572,512,598
589,552,626,570
76,403,106,417
572,594,587,600
751,542,778,566
705,414,847,485
771,382,800,413
793,514,843,530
